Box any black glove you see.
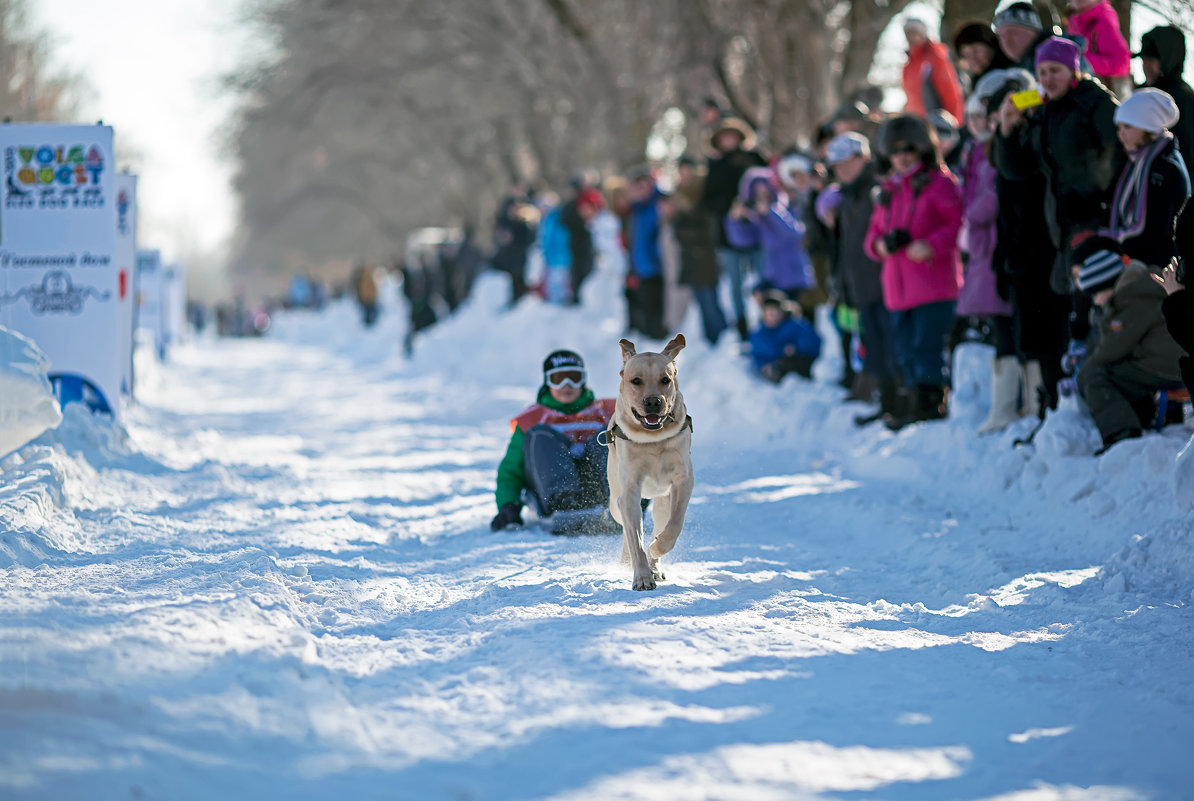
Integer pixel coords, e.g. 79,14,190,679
490,502,523,531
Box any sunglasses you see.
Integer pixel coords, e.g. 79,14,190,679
546,368,586,388
891,143,921,155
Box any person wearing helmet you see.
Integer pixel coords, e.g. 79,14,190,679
491,350,617,532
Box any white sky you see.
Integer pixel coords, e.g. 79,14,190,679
31,0,258,277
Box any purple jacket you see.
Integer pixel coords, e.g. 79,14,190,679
724,168,814,293
957,142,1013,317
864,165,963,312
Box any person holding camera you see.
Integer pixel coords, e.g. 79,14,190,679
864,114,964,429
997,37,1123,320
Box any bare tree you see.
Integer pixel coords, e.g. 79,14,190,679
0,0,81,121
226,0,946,291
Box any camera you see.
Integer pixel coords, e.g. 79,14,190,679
882,229,913,253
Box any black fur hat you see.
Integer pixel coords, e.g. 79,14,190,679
877,114,937,159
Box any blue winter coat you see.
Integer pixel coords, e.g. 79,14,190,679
748,316,822,369
629,187,664,279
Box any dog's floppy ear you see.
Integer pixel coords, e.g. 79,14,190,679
619,338,637,364
662,333,686,362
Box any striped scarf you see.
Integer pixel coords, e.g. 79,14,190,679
1108,132,1174,243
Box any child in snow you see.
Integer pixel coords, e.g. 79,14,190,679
865,114,964,429
1104,89,1191,271
1073,240,1185,454
725,166,815,302
491,350,616,531
747,292,822,382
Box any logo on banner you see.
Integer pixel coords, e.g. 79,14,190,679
0,270,111,314
4,143,106,210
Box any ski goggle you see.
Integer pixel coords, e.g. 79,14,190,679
546,368,586,388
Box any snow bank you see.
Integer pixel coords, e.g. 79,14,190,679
1,258,1192,799
0,326,62,458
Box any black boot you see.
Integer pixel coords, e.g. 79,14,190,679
855,379,897,426
736,318,750,341
883,386,914,431
915,385,948,422
889,385,948,430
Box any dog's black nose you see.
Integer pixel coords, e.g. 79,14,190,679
643,396,663,411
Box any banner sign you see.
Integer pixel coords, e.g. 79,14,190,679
0,123,122,421
135,249,164,359
115,172,137,397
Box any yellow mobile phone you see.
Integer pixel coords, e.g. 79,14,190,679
1011,89,1044,110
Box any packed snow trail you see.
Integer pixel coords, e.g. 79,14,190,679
1,272,1192,800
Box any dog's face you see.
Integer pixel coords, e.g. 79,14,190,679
619,334,685,431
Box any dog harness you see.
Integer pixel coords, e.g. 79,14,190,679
598,414,693,446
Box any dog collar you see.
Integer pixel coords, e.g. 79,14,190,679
598,414,693,446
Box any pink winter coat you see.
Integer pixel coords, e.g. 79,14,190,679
864,165,963,312
956,141,1013,318
1066,1,1130,79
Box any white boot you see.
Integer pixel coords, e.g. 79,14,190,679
1021,360,1044,419
978,356,1022,433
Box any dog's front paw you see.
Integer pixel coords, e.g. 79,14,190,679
632,571,657,591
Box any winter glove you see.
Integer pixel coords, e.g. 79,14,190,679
1060,340,1088,376
490,502,523,531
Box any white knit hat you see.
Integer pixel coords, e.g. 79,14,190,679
1114,88,1180,134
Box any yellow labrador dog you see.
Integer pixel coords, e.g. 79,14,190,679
606,334,694,591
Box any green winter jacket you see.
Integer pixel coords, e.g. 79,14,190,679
495,386,601,509
1082,261,1184,381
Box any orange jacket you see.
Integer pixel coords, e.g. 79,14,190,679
902,41,964,124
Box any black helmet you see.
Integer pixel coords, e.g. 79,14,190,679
542,349,585,386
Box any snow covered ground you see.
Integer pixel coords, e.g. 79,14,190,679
2,264,1193,800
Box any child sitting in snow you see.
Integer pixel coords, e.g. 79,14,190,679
747,292,822,382
491,350,616,531
1073,240,1185,454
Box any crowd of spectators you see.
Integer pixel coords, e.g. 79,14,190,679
483,4,1193,455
